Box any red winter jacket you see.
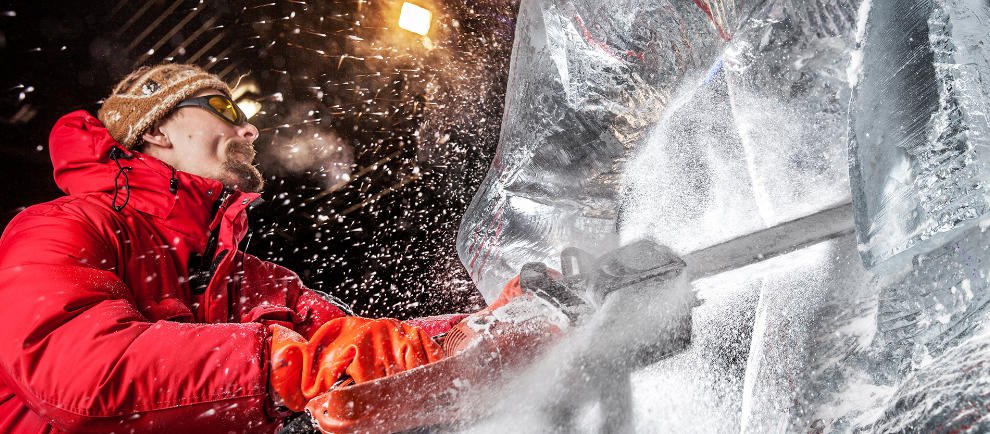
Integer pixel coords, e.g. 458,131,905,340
0,111,372,433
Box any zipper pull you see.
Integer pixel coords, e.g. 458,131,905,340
169,166,179,194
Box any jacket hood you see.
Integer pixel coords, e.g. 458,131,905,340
49,110,126,197
48,110,259,252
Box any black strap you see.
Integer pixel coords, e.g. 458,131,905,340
188,188,232,295
108,148,132,212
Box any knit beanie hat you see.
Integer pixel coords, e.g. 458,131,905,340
98,64,231,149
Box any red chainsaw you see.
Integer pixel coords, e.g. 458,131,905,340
297,240,693,434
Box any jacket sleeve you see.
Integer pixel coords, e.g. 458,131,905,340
236,255,469,338
0,204,278,433
235,253,350,339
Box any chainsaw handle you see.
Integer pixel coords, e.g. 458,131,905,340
560,247,593,277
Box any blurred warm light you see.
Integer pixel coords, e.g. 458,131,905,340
237,99,263,120
230,80,259,101
231,78,262,119
398,2,432,36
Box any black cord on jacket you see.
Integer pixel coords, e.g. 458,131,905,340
108,148,132,212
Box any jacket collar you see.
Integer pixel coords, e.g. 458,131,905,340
49,110,260,254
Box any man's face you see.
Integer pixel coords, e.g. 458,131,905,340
155,90,264,192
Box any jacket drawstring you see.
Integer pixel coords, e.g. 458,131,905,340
109,148,132,212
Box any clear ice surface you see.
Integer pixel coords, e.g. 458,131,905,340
455,0,990,432
848,0,990,271
456,0,732,301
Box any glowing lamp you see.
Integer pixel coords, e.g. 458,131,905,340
231,79,262,120
398,2,432,36
237,99,263,120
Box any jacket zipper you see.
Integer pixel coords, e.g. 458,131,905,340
189,188,233,295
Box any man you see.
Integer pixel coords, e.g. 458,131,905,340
0,64,466,433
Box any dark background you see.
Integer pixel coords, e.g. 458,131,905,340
0,0,520,318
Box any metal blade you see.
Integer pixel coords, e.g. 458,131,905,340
683,202,855,280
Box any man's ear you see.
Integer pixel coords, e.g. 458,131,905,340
141,123,173,149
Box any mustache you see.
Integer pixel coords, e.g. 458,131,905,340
225,140,256,162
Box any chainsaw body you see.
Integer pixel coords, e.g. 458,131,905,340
303,240,692,433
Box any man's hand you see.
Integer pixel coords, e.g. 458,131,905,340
268,317,443,411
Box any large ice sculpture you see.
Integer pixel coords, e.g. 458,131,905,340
455,0,736,301
848,0,990,270
454,0,990,431
621,0,857,253
622,3,867,429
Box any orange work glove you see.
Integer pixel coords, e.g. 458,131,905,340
268,317,443,411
